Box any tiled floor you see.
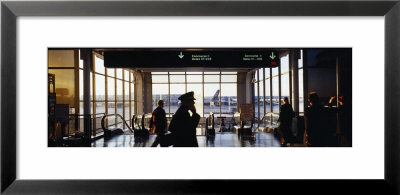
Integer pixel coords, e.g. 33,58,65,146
91,131,285,147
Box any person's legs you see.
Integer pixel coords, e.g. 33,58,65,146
151,133,162,147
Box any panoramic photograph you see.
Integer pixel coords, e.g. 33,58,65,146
48,48,352,147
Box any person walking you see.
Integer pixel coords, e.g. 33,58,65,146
150,100,168,147
168,91,200,147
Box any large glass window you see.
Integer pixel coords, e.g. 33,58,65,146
131,77,135,122
48,50,74,68
169,84,185,114
107,68,115,78
107,77,115,102
259,76,264,117
187,84,203,117
272,76,280,113
254,74,259,119
264,68,271,113
152,72,237,118
170,75,185,83
95,74,105,101
281,74,290,100
107,77,115,115
49,49,78,118
152,75,168,83
49,69,75,106
116,69,123,79
116,80,123,119
94,55,105,74
281,55,290,108
204,75,220,82
253,50,304,125
78,51,135,133
152,84,169,111
221,83,237,117
204,83,220,117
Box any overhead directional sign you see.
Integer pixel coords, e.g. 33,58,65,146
268,51,280,67
104,49,280,68
269,51,276,60
178,52,184,59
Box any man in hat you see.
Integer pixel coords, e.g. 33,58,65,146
168,91,200,147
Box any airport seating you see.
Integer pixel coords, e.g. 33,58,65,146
231,112,255,140
238,120,255,140
205,112,215,140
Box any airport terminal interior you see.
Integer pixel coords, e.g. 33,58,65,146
48,48,352,147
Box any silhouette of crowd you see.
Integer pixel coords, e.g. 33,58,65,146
278,92,351,147
149,90,350,147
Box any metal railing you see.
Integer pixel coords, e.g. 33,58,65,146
255,112,280,132
66,113,105,138
101,113,134,134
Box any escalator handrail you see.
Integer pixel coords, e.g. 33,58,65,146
255,113,280,131
131,114,137,130
141,113,152,131
101,113,134,133
69,113,106,117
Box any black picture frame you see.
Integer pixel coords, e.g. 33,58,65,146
1,0,399,194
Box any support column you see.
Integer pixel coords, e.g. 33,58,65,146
236,72,247,108
303,50,309,112
245,71,253,104
290,49,300,113
74,49,80,131
80,49,92,143
143,72,153,114
134,71,144,114
278,58,281,111
336,57,340,107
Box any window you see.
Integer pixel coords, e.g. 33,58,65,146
221,83,237,117
78,50,135,133
151,72,237,118
204,83,220,117
152,84,169,111
169,84,185,114
187,84,203,117
252,50,305,125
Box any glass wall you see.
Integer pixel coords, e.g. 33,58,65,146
152,72,237,118
48,49,76,111
79,51,135,132
253,50,304,124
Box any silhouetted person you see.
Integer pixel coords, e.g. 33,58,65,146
304,92,332,147
329,94,350,146
279,97,295,145
168,91,200,147
151,100,168,147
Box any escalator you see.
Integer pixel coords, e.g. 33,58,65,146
101,113,153,139
101,114,134,139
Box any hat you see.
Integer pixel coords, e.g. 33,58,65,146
178,91,196,101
